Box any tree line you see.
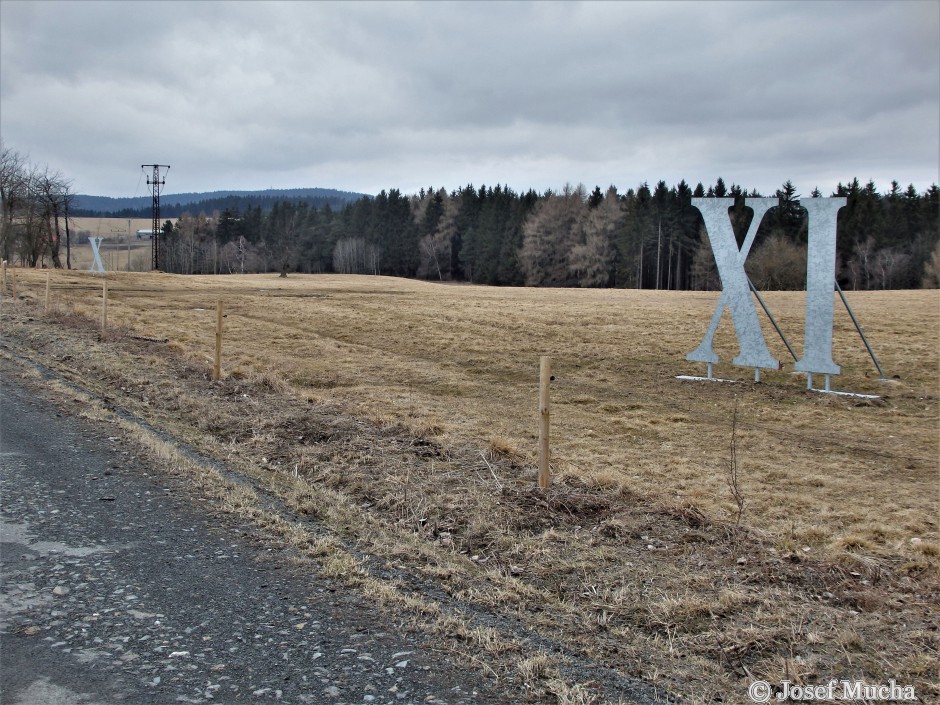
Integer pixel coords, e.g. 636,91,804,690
161,177,939,290
2,140,937,289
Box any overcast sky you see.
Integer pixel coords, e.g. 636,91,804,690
1,0,938,199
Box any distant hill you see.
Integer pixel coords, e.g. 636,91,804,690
72,188,370,217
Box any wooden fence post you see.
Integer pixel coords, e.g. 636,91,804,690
1,260,6,294
538,356,552,489
101,279,108,332
213,298,223,381
11,267,17,300
44,271,51,313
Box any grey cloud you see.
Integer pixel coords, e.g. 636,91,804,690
1,0,936,197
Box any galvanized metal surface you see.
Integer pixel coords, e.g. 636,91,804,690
794,198,846,376
686,197,872,387
686,198,779,370
88,237,106,273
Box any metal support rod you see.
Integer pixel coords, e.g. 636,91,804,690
835,281,886,379
707,362,713,381
754,368,760,383
806,372,813,390
748,276,797,361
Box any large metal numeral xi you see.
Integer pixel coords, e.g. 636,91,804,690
686,197,847,378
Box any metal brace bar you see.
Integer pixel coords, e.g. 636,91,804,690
748,276,798,361
835,281,886,379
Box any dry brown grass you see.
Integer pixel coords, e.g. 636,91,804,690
16,269,935,557
2,268,938,703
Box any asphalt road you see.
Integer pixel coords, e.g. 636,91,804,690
0,359,502,705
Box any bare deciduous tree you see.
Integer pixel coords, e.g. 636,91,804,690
921,239,940,288
519,183,588,286
417,192,457,281
745,233,807,290
568,187,621,287
846,236,876,290
34,167,73,269
221,236,259,274
333,237,380,275
0,142,75,268
873,247,911,290
0,141,29,263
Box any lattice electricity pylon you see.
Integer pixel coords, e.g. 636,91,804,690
142,164,170,270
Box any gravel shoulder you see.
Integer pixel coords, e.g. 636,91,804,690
0,358,501,705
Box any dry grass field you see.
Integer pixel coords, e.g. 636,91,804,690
2,268,938,703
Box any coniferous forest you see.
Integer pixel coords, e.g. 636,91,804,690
157,178,939,290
